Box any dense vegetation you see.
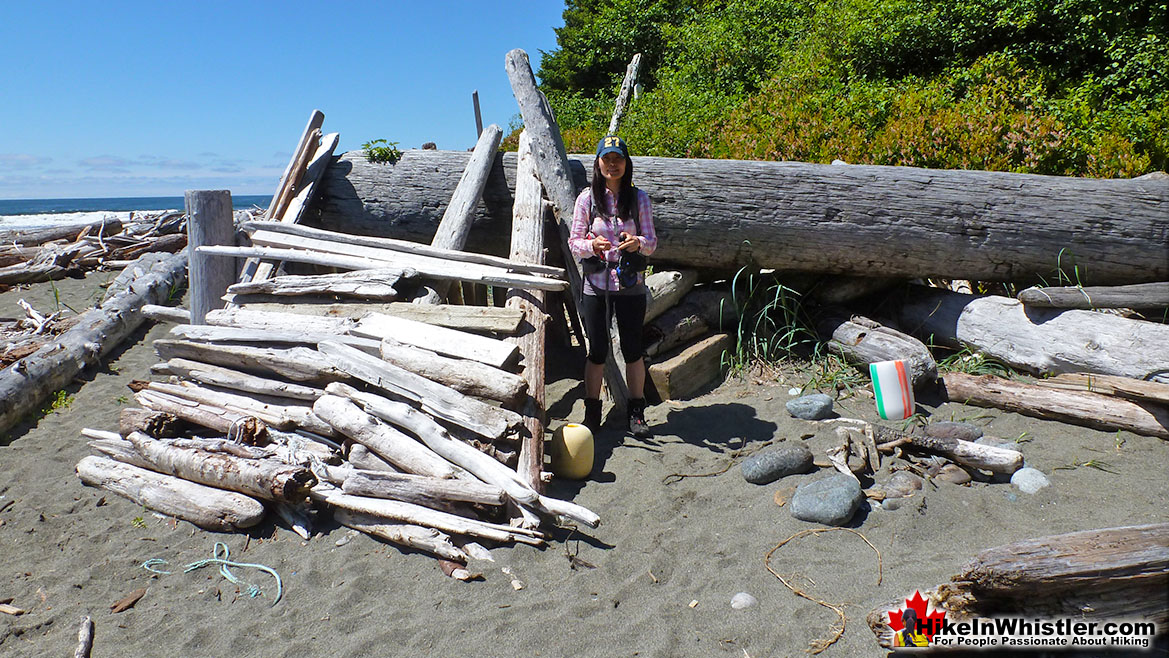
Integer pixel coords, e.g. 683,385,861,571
524,0,1168,178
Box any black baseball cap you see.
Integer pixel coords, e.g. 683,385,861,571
596,135,629,159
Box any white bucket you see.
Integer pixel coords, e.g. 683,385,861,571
870,360,915,420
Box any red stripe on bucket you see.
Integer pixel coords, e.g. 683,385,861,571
894,360,911,417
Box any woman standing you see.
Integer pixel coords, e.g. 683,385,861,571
568,135,657,438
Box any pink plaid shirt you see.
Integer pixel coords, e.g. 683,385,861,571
568,187,657,293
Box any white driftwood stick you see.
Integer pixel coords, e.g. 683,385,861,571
142,304,191,323
167,323,381,354
231,301,525,335
313,394,465,479
205,307,354,334
856,421,1024,473
326,382,536,504
342,469,506,507
145,381,334,437
309,485,545,546
74,615,94,658
164,358,324,401
126,431,317,501
226,269,409,300
380,337,527,405
274,501,313,540
416,123,504,304
332,509,469,562
318,341,520,440
608,53,643,133
153,340,349,384
348,444,398,472
134,389,262,439
353,312,519,369
239,220,564,278
76,456,265,531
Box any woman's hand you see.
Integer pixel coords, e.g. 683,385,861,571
617,232,641,252
592,235,612,256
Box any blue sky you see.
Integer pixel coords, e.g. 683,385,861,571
0,1,565,200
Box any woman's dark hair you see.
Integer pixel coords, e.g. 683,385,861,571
591,153,636,220
900,607,920,639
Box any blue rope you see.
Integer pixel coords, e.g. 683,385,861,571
142,541,283,606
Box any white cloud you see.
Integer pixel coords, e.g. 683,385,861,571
0,153,53,168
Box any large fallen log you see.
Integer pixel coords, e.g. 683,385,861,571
76,456,265,532
899,287,1169,383
942,372,1169,439
0,218,123,248
308,149,1169,284
0,250,188,435
866,523,1169,648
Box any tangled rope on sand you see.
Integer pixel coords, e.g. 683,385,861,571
143,541,283,606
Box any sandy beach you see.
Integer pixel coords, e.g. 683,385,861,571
1,273,1167,657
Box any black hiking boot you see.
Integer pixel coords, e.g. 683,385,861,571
583,398,602,435
627,398,652,439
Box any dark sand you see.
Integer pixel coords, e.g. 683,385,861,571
1,274,1166,657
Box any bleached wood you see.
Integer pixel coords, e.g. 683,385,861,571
134,389,260,438
230,301,524,334
164,358,324,401
205,307,354,334
644,270,698,323
900,287,1169,383
416,124,504,304
243,230,566,292
145,381,334,436
1032,372,1169,406
649,334,733,400
0,218,123,248
380,337,527,405
864,422,1023,473
342,469,506,506
153,340,349,384
76,456,265,531
819,313,937,389
167,323,381,353
126,431,316,501
644,289,737,358
141,304,191,323
0,250,188,436
185,190,236,324
347,444,398,472
313,394,464,479
226,269,408,300
353,312,518,369
608,53,642,134
507,130,549,492
309,484,545,546
332,509,468,562
1018,282,1169,309
942,372,1169,439
239,221,564,277
119,407,186,438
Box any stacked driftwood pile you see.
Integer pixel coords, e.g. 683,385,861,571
0,211,188,288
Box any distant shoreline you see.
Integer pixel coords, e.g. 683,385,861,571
0,194,271,216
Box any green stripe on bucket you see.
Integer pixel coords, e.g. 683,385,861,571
870,363,887,418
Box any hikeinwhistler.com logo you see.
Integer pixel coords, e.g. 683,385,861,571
888,591,1159,650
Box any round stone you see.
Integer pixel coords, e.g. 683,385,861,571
741,443,814,484
731,592,758,610
790,474,863,526
886,471,923,498
785,393,835,420
1011,467,1051,494
925,421,983,442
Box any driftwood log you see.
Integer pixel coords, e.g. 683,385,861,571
818,313,937,389
1031,372,1169,406
942,373,1169,439
76,456,265,531
867,523,1169,648
227,301,524,335
1018,282,1169,309
379,338,526,406
0,250,188,436
899,287,1169,383
308,149,1169,285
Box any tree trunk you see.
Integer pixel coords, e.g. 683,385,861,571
819,313,937,389
416,124,504,304
1017,282,1169,309
76,456,265,531
608,53,642,134
899,286,1169,383
185,190,235,324
867,522,1169,647
309,149,1169,285
1031,372,1169,406
942,372,1169,439
119,407,187,438
0,250,188,435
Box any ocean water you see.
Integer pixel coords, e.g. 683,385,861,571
0,195,271,231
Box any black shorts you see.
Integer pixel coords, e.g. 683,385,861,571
580,292,646,365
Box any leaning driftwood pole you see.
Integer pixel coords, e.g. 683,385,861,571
608,53,642,133
0,250,188,436
415,124,503,304
506,48,630,410
312,150,1169,284
185,190,235,324
507,130,549,491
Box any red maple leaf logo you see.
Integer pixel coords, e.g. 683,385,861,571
888,591,947,641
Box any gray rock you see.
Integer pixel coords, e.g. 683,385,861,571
791,474,863,526
785,394,834,420
741,443,814,484
1011,467,1050,494
925,421,983,442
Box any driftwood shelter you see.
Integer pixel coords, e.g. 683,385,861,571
2,48,1165,646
